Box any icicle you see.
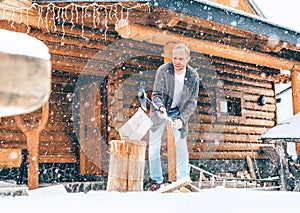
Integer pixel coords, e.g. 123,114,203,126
2,7,6,20
36,3,43,29
61,7,66,39
92,4,96,28
26,7,30,33
10,9,15,28
70,4,75,30
19,7,23,24
81,6,85,37
57,6,61,23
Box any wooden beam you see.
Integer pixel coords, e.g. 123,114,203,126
115,20,300,71
291,69,300,115
189,151,264,159
0,0,32,8
291,68,300,154
14,101,49,190
188,142,273,152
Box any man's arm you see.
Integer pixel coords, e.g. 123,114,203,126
151,65,167,109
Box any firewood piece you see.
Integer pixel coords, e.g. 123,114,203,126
156,176,192,193
246,155,257,180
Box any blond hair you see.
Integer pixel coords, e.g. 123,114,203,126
173,43,190,56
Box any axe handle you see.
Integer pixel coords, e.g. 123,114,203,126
166,120,176,182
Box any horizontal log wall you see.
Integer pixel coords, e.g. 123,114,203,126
0,2,277,164
0,71,78,163
113,47,276,159
188,53,276,159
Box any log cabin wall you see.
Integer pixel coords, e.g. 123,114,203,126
105,41,278,178
0,2,280,183
105,40,277,158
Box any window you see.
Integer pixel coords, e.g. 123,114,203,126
220,97,242,116
216,89,244,123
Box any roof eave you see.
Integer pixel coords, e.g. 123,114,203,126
150,0,300,46
33,0,300,46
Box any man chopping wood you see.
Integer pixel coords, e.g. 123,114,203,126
148,43,199,191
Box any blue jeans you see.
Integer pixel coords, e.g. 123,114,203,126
148,108,189,183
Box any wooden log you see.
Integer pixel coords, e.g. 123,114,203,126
195,64,274,89
0,0,32,8
291,69,300,154
188,142,273,152
51,54,114,75
107,140,128,192
107,140,146,192
47,43,115,61
39,154,76,163
189,123,272,135
189,151,264,159
127,140,146,191
243,109,275,120
115,20,300,71
29,30,107,50
0,30,51,117
188,132,261,143
0,148,23,168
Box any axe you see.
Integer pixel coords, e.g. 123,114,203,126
138,88,159,112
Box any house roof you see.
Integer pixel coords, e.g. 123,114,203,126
259,113,300,142
33,0,300,47
152,0,300,46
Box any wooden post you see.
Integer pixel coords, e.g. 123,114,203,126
291,69,300,154
15,101,49,190
164,42,177,182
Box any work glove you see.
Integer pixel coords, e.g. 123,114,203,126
157,106,168,119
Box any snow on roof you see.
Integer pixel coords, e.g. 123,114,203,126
0,29,50,60
259,113,300,142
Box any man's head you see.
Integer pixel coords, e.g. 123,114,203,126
172,43,191,74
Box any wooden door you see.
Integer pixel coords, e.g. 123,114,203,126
79,82,105,175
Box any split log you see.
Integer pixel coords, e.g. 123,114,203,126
107,140,146,192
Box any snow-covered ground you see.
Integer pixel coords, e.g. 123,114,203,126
0,185,299,213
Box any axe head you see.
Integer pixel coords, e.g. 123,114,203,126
138,89,147,111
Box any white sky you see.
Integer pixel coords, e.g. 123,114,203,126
253,0,300,32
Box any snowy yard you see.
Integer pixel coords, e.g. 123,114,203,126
0,185,299,213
